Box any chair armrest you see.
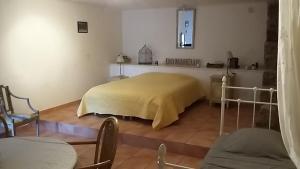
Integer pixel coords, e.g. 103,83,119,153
9,91,39,113
67,140,97,145
77,160,111,169
0,116,9,137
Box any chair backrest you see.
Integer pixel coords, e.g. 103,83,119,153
0,85,14,114
94,117,119,169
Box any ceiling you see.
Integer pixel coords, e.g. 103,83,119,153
68,0,274,9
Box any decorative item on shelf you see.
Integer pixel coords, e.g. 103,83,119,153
116,54,125,76
138,44,152,64
123,55,131,63
227,51,240,69
226,51,238,76
245,62,259,70
206,62,225,68
228,57,240,69
165,58,201,67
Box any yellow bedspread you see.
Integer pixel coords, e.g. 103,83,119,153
77,72,204,129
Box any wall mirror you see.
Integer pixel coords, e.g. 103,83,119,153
176,8,196,49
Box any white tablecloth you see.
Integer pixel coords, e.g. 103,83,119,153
0,137,77,169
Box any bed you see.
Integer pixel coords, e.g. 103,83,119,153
157,76,297,169
77,72,204,129
200,128,296,169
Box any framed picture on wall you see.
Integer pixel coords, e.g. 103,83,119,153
77,21,88,33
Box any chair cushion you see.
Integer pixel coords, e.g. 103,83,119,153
5,113,38,125
10,113,38,119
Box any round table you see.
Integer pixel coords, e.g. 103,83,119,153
0,137,77,169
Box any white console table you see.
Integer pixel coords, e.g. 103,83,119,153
109,63,264,101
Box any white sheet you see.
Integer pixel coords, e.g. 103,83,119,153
278,0,300,167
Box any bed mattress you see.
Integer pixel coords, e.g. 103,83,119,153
201,134,296,169
77,72,203,129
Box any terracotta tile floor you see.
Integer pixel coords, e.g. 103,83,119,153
15,126,201,169
40,101,254,148
5,100,256,169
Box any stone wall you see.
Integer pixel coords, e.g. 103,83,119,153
261,1,278,102
257,1,279,130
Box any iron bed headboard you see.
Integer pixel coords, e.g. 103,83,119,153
220,75,278,136
157,75,278,169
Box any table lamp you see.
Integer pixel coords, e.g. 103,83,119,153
116,55,125,76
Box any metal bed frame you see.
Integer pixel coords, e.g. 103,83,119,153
219,76,277,136
157,75,278,169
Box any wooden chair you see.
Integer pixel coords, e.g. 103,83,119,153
0,115,9,138
69,117,119,169
0,85,39,136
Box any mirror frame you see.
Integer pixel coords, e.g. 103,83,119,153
176,8,196,49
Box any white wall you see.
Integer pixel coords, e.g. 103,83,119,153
0,0,122,111
122,2,267,67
